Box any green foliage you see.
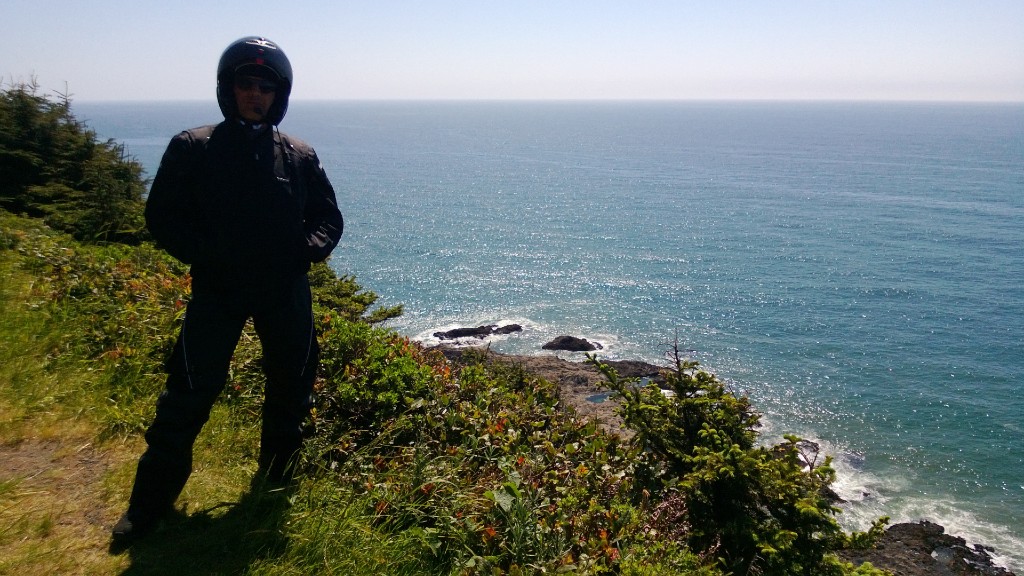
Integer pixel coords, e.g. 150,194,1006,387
1,215,186,432
307,342,681,574
0,97,900,575
618,540,720,576
4,212,878,574
246,479,433,576
592,347,888,575
601,350,759,482
309,261,403,324
1,212,400,440
0,80,147,243
313,320,438,447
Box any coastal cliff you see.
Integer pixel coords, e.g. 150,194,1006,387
435,345,1017,576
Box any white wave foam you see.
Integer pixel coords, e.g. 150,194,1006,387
410,315,540,348
403,312,638,360
763,431,1024,573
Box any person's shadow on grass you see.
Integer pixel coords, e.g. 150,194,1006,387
111,478,295,575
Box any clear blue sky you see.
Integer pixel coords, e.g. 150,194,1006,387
4,0,1023,102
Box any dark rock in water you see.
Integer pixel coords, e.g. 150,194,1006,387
434,324,522,340
840,520,1017,576
542,335,603,352
434,326,494,339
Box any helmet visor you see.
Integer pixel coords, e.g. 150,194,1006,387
234,63,281,82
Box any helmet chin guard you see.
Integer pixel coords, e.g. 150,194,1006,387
216,37,293,125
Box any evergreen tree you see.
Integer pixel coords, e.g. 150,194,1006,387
0,80,147,243
593,345,888,575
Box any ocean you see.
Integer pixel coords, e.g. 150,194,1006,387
78,100,1024,569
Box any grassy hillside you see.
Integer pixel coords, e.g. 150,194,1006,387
0,83,888,575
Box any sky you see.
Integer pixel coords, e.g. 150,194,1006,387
4,1,1023,102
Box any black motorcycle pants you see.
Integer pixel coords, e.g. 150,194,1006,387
127,275,317,518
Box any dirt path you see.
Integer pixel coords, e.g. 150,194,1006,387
0,436,131,574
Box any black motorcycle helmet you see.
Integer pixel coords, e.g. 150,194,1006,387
216,36,293,125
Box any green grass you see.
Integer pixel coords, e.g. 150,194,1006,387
0,213,887,575
0,218,474,575
0,248,127,575
0,256,65,439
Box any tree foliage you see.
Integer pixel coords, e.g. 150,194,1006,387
592,345,888,575
308,261,403,325
0,80,147,243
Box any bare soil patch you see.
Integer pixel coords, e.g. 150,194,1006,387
0,436,129,574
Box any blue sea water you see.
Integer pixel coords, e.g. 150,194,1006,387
79,100,1024,569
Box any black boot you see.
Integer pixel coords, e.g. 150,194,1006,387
110,506,166,547
111,447,188,546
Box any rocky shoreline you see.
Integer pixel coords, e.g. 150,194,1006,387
433,343,1017,576
842,521,1016,576
432,344,645,432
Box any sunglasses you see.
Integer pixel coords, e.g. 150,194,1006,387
235,76,278,94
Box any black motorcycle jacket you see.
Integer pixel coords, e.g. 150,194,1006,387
145,120,343,294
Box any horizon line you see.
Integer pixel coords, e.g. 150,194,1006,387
73,96,1024,105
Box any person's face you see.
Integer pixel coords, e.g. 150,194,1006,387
233,75,277,123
